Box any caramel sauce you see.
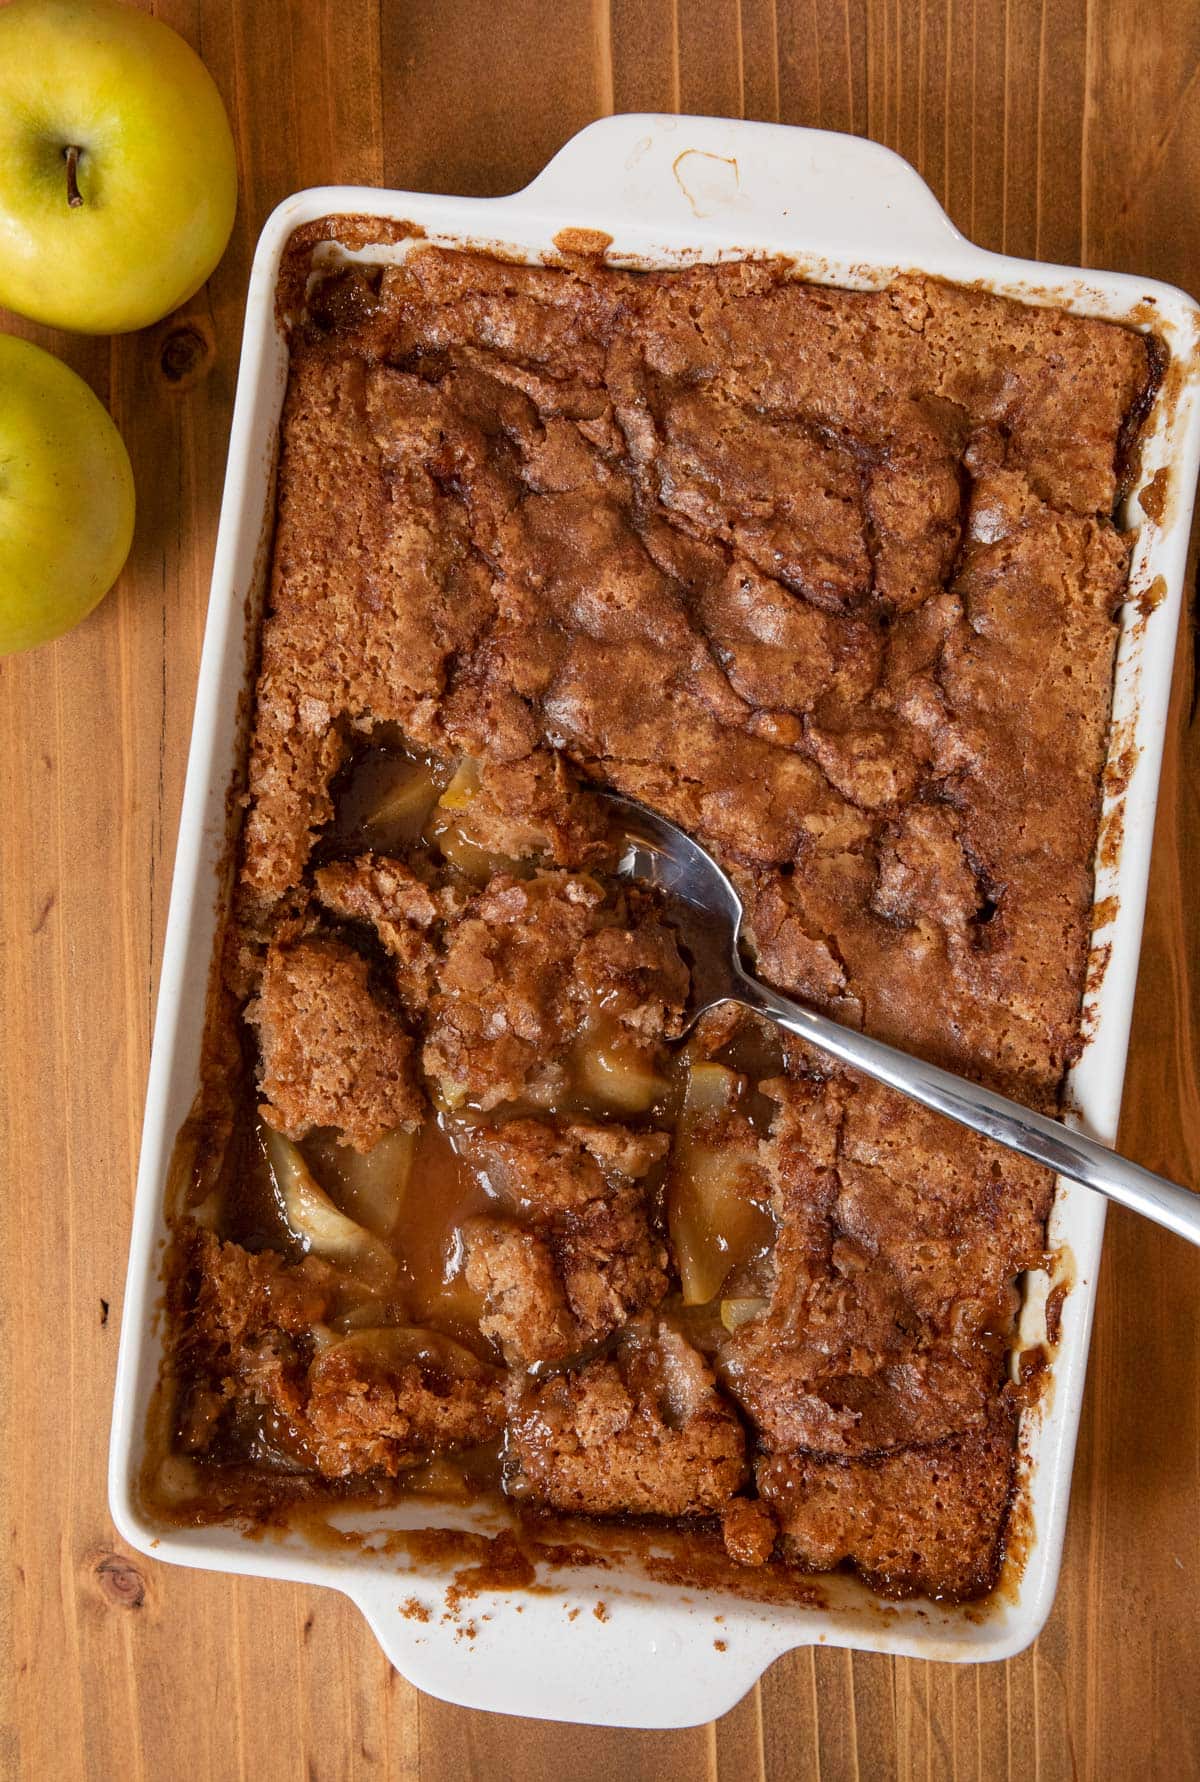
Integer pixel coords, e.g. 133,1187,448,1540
214,740,785,1360
393,1116,491,1339
322,740,452,859
215,1085,301,1256
290,1114,495,1349
165,731,795,1518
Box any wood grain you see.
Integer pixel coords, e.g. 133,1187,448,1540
2,2,1197,1776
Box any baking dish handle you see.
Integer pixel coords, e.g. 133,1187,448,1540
512,113,965,261
352,1577,788,1729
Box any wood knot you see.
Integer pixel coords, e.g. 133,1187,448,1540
158,318,215,390
94,1552,146,1609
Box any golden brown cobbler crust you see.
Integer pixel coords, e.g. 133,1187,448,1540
163,247,1155,1602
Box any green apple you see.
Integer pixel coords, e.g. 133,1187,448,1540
0,334,134,654
0,0,237,334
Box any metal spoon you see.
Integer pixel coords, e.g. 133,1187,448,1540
603,789,1200,1247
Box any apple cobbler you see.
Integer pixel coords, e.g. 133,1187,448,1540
153,242,1156,1600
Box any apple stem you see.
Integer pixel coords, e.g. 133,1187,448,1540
64,145,84,209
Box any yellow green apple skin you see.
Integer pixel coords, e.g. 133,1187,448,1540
0,335,135,654
0,0,237,334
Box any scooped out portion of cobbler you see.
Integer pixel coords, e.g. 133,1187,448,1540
153,240,1156,1602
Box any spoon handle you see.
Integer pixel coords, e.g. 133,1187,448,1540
738,973,1200,1247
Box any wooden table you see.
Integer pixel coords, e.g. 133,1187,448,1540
2,3,1197,1777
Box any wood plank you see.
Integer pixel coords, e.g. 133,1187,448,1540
1,2,1197,1777
379,0,607,198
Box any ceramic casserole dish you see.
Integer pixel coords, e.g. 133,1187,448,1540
109,114,1200,1728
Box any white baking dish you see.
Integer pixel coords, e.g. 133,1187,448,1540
109,114,1200,1729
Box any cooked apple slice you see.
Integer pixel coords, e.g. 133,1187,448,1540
436,758,481,814
681,1060,739,1117
425,760,490,880
425,759,531,883
669,1063,773,1305
573,1028,669,1113
366,755,442,840
720,1296,768,1334
262,1127,397,1289
300,1126,415,1239
429,821,506,884
402,1455,476,1500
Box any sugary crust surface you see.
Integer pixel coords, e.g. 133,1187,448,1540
302,1337,503,1478
756,1407,1018,1600
720,1495,779,1567
248,934,425,1150
505,1322,748,1518
168,247,1156,1602
451,751,609,869
461,1119,670,1364
244,252,1146,1102
176,1232,504,1478
720,1062,1052,1457
312,854,443,1011
422,872,688,1110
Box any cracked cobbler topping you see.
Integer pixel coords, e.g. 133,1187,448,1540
155,245,1156,1603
